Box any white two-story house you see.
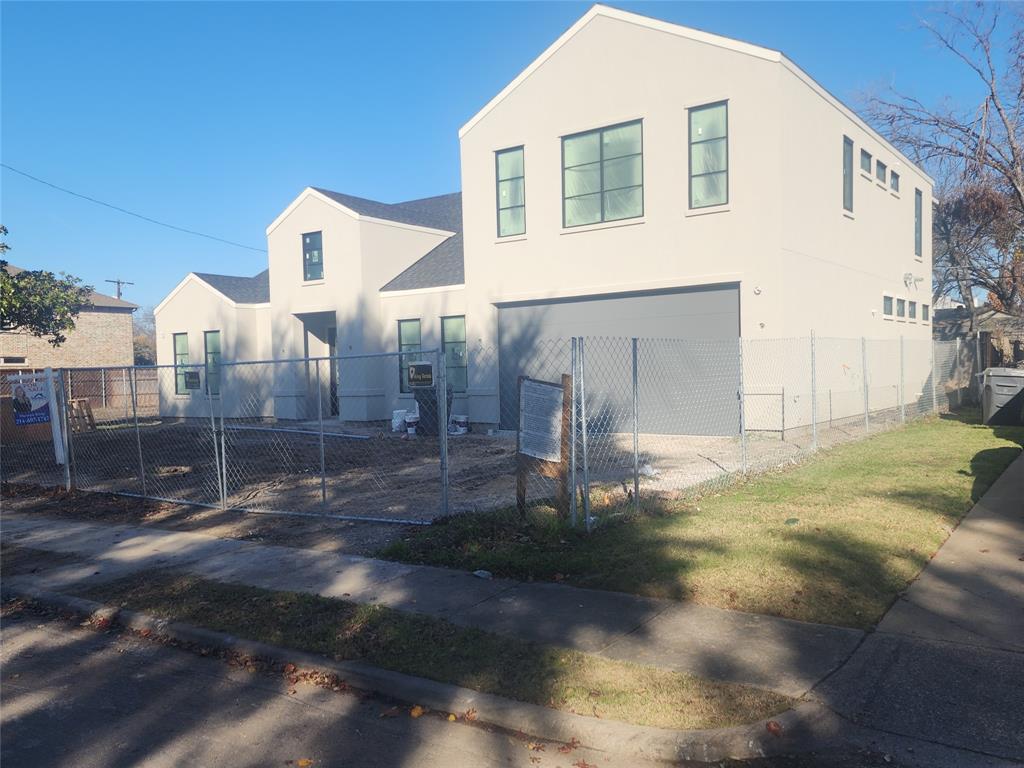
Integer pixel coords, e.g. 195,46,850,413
156,4,933,430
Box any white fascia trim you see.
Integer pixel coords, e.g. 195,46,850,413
154,273,233,314
380,284,466,298
779,57,934,185
458,4,779,139
490,273,743,305
266,187,455,238
236,302,271,309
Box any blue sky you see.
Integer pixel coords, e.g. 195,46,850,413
1,1,980,310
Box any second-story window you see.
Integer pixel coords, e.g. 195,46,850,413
843,137,854,212
876,160,887,184
562,120,643,227
914,189,923,257
496,147,526,237
302,231,324,281
890,171,900,193
860,149,872,173
689,101,728,209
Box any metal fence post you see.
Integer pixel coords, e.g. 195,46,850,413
578,337,592,532
861,337,870,433
931,340,938,414
122,368,129,421
570,338,578,528
974,332,983,401
631,337,640,515
899,335,906,423
781,386,786,441
810,331,818,450
316,358,327,510
206,368,226,511
438,351,449,518
738,338,747,474
130,367,146,496
59,370,78,489
57,370,72,491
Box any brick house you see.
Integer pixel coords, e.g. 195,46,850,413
0,263,137,370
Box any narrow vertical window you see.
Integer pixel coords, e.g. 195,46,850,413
496,147,525,237
204,330,221,395
302,231,324,281
883,296,894,316
843,137,854,212
876,160,887,184
890,171,900,192
922,304,930,322
914,189,923,257
908,301,917,320
563,120,643,226
689,101,728,208
860,149,872,173
173,333,189,394
897,298,906,318
441,315,467,393
398,319,422,394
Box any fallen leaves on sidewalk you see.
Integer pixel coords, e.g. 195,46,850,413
462,707,477,722
409,705,426,718
766,719,783,737
557,738,581,754
379,706,401,718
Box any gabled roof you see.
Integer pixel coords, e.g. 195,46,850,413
381,232,464,292
193,269,270,304
458,4,932,184
312,189,462,233
1,263,136,310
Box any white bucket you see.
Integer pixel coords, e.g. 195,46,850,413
405,414,419,436
392,410,407,432
452,414,469,433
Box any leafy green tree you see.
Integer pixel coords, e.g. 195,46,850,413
0,226,94,346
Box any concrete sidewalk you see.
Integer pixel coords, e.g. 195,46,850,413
0,511,861,698
817,452,1024,764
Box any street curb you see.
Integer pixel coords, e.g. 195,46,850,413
2,582,844,764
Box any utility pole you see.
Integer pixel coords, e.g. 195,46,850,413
105,278,134,300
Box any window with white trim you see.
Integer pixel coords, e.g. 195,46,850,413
896,298,906,319
860,149,872,173
908,301,917,321
562,120,643,227
496,147,525,237
883,295,894,317
689,102,728,209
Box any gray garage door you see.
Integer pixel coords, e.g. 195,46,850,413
497,284,741,435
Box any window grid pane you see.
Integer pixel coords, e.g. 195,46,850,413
562,121,643,227
303,231,324,281
496,147,526,237
398,319,422,393
689,103,728,209
173,333,189,394
204,330,221,396
442,316,468,393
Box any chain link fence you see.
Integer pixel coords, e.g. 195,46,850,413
1,335,977,529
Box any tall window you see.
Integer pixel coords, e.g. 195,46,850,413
398,319,421,394
876,160,887,184
890,171,900,193
204,331,221,395
173,333,189,394
860,149,872,173
883,296,894,316
922,303,930,322
496,147,525,237
843,137,854,212
562,120,643,227
689,101,728,209
914,189,923,257
897,298,906,318
441,315,467,393
302,231,324,281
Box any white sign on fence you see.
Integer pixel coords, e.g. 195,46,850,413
518,378,564,463
6,368,66,466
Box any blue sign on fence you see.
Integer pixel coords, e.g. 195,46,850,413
11,381,51,426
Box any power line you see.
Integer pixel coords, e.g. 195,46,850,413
1,163,266,253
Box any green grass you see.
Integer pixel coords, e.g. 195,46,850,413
381,412,1024,629
75,572,791,731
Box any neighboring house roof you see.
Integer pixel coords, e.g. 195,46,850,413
1,263,136,310
933,306,1024,340
193,269,270,304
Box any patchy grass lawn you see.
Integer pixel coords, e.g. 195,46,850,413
76,572,791,731
381,412,1024,629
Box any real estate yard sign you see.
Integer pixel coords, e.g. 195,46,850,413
516,375,571,517
7,369,67,465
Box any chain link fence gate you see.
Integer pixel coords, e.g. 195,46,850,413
0,335,980,530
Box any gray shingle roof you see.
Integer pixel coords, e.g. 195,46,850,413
312,188,461,233
2,263,136,310
308,187,464,292
194,269,270,304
